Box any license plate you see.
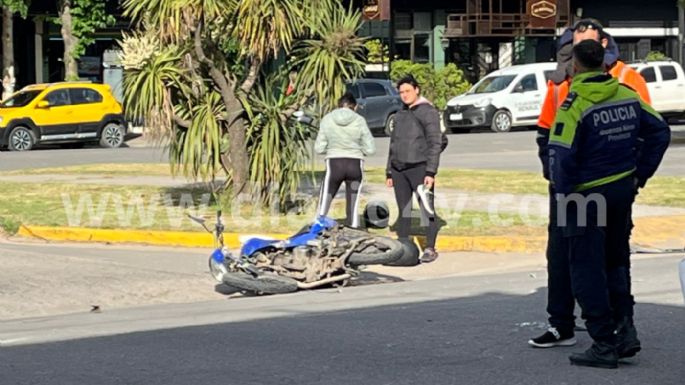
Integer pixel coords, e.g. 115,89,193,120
450,113,463,121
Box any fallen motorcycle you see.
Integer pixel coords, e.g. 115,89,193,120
189,211,404,295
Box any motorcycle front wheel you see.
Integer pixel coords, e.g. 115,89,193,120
221,271,298,295
347,236,404,266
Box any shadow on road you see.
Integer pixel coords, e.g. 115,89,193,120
2,288,683,385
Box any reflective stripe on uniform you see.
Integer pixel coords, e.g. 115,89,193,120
618,64,629,84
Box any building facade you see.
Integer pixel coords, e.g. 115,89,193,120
0,0,123,90
358,0,684,82
2,1,683,89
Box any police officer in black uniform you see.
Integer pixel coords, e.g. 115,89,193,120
548,40,670,369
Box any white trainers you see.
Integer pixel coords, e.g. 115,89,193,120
528,327,577,348
416,184,434,216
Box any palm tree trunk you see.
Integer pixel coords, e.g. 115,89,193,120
59,0,79,80
2,6,15,100
223,104,250,197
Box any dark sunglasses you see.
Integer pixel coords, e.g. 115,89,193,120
572,21,603,33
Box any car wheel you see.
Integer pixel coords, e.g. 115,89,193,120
8,126,36,151
490,110,512,133
99,123,124,148
384,113,396,136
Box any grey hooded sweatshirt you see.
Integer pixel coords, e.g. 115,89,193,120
315,108,376,159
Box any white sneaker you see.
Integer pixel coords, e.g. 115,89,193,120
416,184,434,216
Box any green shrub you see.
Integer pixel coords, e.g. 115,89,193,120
0,216,20,235
364,39,390,64
645,51,670,61
390,60,471,110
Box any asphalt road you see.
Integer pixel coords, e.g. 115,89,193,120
1,254,683,385
2,128,684,176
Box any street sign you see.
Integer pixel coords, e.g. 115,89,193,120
362,0,390,21
527,0,558,29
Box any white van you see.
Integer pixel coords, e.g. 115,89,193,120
444,62,557,133
628,60,685,117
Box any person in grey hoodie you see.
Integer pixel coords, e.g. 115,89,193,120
386,74,442,263
315,92,376,227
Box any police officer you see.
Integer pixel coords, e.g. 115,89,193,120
529,18,651,351
548,40,670,368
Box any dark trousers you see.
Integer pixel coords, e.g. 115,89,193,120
546,182,636,335
317,158,364,228
560,177,635,343
391,164,438,248
546,186,575,333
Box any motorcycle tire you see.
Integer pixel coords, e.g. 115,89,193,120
347,236,404,266
384,237,420,267
221,271,298,294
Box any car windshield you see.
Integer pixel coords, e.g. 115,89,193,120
0,90,42,108
470,75,517,94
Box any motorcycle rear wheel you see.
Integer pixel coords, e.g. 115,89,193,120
347,236,404,266
222,271,298,294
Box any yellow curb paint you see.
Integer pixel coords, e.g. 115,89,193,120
16,215,685,253
632,215,685,245
18,225,546,253
16,225,288,249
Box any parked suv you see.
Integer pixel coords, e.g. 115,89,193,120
0,82,126,151
628,60,685,117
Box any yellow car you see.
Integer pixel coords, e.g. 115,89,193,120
0,82,126,151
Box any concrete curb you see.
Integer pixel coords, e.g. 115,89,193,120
16,225,547,253
15,215,685,253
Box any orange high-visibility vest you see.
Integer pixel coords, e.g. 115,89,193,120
537,61,652,130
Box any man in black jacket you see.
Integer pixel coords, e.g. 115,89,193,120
386,75,442,263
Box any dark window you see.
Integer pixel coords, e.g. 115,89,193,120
395,12,412,30
639,67,657,83
346,84,361,99
394,39,411,61
69,88,103,104
43,89,70,106
0,90,41,107
361,82,387,98
659,65,678,81
413,33,430,63
516,74,538,92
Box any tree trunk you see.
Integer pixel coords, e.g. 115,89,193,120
59,1,79,80
223,105,250,197
2,7,15,100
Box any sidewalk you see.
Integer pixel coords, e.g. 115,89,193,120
0,237,547,321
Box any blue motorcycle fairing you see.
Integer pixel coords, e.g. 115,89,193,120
240,216,338,257
211,248,225,264
241,238,281,257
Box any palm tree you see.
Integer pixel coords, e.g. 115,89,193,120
1,0,30,99
121,0,365,205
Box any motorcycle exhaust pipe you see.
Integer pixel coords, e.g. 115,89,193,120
296,274,352,290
